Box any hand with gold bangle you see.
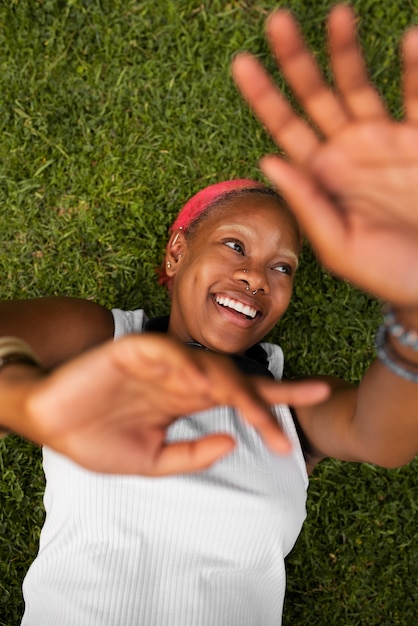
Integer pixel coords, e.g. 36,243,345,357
0,332,328,475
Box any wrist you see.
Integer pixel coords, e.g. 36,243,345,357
383,305,418,364
0,363,45,437
389,304,418,331
375,306,418,383
0,338,44,438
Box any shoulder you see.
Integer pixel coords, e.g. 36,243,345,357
260,342,284,380
112,308,149,339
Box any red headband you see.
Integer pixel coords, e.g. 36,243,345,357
160,179,266,289
170,179,266,232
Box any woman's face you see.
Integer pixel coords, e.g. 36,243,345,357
167,194,301,355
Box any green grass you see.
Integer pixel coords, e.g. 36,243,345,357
0,0,417,624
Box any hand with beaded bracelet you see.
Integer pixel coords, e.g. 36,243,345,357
233,3,418,466
234,5,418,366
233,5,418,310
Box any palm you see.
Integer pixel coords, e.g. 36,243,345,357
307,121,418,303
233,5,418,306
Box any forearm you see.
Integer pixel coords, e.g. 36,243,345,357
351,306,418,467
299,307,418,469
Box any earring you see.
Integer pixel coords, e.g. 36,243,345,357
166,261,171,268
171,227,184,247
252,290,258,295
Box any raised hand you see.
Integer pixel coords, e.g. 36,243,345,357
14,334,329,475
233,4,418,307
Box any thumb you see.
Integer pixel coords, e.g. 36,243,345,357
147,435,236,476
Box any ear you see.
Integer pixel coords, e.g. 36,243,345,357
165,229,187,278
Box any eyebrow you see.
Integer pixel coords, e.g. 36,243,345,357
216,224,299,268
216,224,253,238
280,249,299,269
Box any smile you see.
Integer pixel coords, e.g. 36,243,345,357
214,295,258,320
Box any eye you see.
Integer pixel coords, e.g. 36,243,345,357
273,263,293,276
224,240,245,255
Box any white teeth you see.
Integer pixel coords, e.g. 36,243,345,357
215,295,257,319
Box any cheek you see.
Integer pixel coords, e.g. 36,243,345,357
271,274,293,304
284,281,295,304
270,280,293,314
175,258,213,303
183,254,225,287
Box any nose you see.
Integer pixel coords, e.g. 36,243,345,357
233,267,269,294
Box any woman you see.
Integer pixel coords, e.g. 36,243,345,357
0,174,414,625
0,3,417,624
0,182,327,475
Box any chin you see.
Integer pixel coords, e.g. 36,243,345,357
205,337,254,356
200,324,264,355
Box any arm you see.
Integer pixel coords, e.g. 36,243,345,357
233,4,418,467
0,297,114,367
295,325,418,469
0,334,329,474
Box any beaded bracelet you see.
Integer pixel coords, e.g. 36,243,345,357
383,306,418,351
0,337,40,439
375,324,418,383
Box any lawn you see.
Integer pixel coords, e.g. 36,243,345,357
0,1,417,624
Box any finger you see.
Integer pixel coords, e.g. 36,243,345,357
148,435,236,476
266,9,349,137
327,5,387,120
189,351,291,453
53,428,235,476
232,52,319,164
217,370,294,454
255,378,330,408
260,154,347,271
402,27,418,122
234,394,292,454
238,378,329,455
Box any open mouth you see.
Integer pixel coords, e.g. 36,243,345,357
214,294,259,320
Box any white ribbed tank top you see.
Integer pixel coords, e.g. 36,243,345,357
21,309,308,626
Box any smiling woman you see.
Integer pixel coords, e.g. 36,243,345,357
162,180,301,354
1,166,418,625
2,0,418,622
8,179,323,626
